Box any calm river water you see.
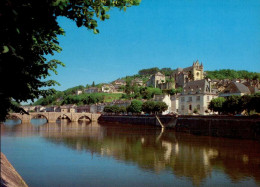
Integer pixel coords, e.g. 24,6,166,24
1,118,260,187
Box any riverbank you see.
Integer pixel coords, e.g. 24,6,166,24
1,152,28,187
98,115,260,140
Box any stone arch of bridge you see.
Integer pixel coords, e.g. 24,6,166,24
77,114,92,122
31,113,48,122
7,114,22,121
57,114,72,122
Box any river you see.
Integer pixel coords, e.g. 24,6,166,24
1,118,260,187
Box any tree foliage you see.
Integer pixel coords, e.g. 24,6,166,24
103,105,126,114
138,67,175,76
205,69,260,80
142,101,168,114
208,94,260,115
127,100,143,114
208,97,226,114
0,0,141,121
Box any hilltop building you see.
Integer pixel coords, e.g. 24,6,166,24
146,72,166,88
146,60,204,90
173,60,204,88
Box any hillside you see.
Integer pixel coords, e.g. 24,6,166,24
33,68,259,106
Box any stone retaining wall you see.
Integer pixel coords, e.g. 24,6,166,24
99,115,260,140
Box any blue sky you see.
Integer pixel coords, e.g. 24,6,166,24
49,0,260,91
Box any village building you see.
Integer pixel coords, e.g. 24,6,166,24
60,104,77,113
101,84,116,93
179,79,218,115
76,90,83,95
219,82,251,97
131,78,144,86
113,79,126,86
45,106,61,112
170,94,179,114
146,72,166,88
21,106,37,112
85,87,99,93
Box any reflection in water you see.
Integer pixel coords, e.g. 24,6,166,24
2,120,260,187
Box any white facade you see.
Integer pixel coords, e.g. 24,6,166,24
179,94,218,115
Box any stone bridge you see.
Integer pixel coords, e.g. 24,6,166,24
8,112,101,123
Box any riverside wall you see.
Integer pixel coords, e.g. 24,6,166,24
98,115,260,140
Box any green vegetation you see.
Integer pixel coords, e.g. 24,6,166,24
103,105,126,114
34,92,123,106
0,0,140,121
208,94,260,115
122,87,162,100
138,67,175,76
127,100,143,114
205,69,260,80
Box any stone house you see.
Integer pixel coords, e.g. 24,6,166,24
219,82,251,97
60,104,76,113
131,78,144,86
170,94,179,114
113,79,126,86
179,79,218,115
76,90,83,95
146,72,166,88
76,105,90,113
85,87,99,93
101,84,116,93
45,106,61,112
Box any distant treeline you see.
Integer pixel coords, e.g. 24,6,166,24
138,67,175,76
205,69,260,80
138,67,260,80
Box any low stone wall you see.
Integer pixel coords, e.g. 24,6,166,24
1,152,28,187
99,115,260,140
175,116,260,140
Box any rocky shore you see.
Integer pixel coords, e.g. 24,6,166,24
1,152,28,187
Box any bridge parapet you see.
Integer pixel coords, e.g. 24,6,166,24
8,112,101,123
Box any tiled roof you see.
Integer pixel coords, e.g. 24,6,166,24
222,82,250,94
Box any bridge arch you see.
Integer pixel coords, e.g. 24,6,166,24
7,114,22,121
77,114,92,122
31,113,48,121
56,114,72,122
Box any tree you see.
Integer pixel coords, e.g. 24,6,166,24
154,101,168,114
92,81,95,87
222,95,243,115
208,97,226,114
0,0,141,121
142,101,156,114
127,100,143,114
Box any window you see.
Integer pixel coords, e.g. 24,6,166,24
188,97,192,102
181,97,185,102
197,105,200,110
189,105,192,110
197,72,200,77
196,96,200,101
181,105,185,110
